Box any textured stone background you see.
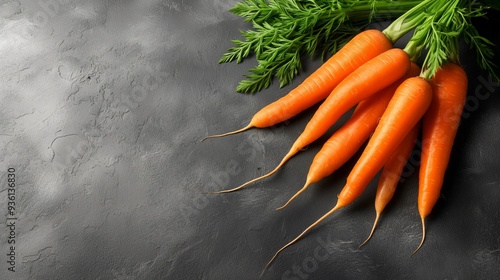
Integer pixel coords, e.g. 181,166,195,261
0,1,499,279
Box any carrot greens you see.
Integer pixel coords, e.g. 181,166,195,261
221,0,421,93
205,0,500,275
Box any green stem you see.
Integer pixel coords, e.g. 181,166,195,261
381,0,455,43
347,1,423,23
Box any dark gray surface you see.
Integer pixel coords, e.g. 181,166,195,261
0,1,499,279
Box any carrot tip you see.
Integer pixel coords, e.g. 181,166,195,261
359,212,380,248
264,202,344,273
203,190,233,195
259,268,266,279
411,215,426,256
201,124,253,141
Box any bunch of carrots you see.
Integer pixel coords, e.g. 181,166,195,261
202,0,498,274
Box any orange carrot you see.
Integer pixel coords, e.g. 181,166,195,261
202,29,392,140
210,48,411,194
263,76,432,271
414,63,468,254
359,122,420,247
277,62,421,210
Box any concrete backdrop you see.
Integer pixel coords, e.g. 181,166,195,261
1,1,499,279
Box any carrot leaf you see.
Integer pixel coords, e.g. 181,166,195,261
221,0,421,93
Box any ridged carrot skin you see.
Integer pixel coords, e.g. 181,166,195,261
305,82,400,182
203,29,392,140
415,63,468,253
278,62,421,210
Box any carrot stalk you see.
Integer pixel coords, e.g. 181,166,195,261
203,29,393,140
264,76,432,271
277,63,421,210
414,63,468,253
359,122,420,247
201,124,253,141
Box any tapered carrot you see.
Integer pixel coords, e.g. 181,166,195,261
277,62,421,210
263,76,432,271
210,48,411,194
202,29,392,140
359,122,420,247
414,63,468,254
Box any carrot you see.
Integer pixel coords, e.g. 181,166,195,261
359,122,420,247
277,62,421,210
414,63,468,254
263,76,432,271
201,29,392,141
210,48,411,194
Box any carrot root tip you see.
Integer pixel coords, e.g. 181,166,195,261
276,181,311,210
359,212,380,248
213,152,294,194
203,190,233,195
412,215,426,256
275,205,286,211
201,124,253,141
264,202,344,273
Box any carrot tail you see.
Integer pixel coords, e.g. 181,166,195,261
359,212,380,248
262,202,344,276
412,215,426,255
201,124,253,141
206,150,296,194
276,180,313,210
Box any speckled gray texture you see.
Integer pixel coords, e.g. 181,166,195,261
0,1,499,279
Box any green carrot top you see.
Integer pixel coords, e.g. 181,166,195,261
220,0,498,93
383,0,497,80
